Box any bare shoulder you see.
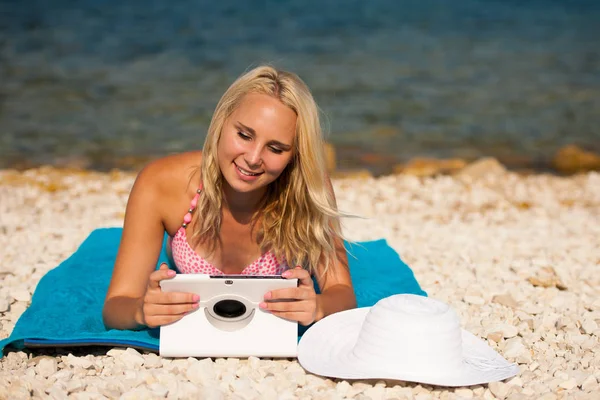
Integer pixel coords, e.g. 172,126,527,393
133,151,203,233
136,151,202,193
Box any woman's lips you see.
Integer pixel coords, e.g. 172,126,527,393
234,162,263,180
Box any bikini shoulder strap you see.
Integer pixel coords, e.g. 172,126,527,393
182,184,203,228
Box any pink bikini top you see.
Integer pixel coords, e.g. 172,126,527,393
170,185,290,275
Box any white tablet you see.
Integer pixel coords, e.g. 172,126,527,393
159,274,299,358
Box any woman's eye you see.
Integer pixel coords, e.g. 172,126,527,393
237,131,251,140
270,147,283,154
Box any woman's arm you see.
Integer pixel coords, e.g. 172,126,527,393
313,235,356,321
313,174,356,320
102,162,167,330
104,155,202,330
262,174,356,325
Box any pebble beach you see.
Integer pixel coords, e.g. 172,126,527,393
0,163,599,399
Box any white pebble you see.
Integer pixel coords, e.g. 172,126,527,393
489,324,519,339
521,304,543,315
36,358,57,378
63,354,93,369
502,325,519,339
120,348,145,369
254,382,278,400
10,288,31,303
464,295,485,305
148,383,169,398
492,294,519,309
581,338,597,351
186,358,216,386
488,331,503,343
516,350,533,364
506,376,524,387
120,387,156,399
229,378,258,398
65,379,86,394
581,319,598,335
46,386,69,400
106,348,126,357
0,297,9,312
142,353,162,368
248,356,260,370
53,370,73,381
363,385,386,399
559,378,577,390
482,389,495,400
488,381,511,399
335,381,351,397
581,374,598,392
454,388,474,398
521,388,535,396
503,337,527,359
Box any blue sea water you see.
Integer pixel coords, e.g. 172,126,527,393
0,0,598,172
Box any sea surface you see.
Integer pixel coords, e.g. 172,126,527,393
0,0,599,173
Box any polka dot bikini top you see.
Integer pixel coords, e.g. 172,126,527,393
170,185,290,275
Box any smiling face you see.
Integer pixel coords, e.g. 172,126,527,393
217,92,297,195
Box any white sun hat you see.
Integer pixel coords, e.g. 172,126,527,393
297,294,520,387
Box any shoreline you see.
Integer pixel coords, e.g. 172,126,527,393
0,167,599,399
2,143,599,179
0,150,556,177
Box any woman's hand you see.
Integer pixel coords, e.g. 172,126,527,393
260,266,319,326
137,263,200,328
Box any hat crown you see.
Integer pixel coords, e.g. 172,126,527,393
351,294,464,374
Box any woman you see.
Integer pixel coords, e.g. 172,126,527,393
102,65,356,331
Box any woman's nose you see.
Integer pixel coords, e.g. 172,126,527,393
244,145,263,167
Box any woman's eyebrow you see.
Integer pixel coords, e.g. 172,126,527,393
270,140,292,150
236,122,256,135
236,121,292,150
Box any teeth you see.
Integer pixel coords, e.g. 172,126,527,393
237,166,260,176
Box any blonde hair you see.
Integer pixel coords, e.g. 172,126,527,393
191,65,345,276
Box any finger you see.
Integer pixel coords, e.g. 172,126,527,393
145,313,191,329
148,263,176,289
260,299,312,313
265,287,312,301
151,290,199,305
268,310,313,325
144,302,199,317
282,267,313,287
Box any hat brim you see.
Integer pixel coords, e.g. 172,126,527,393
298,307,520,387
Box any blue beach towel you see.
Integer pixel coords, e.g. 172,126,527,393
0,228,426,358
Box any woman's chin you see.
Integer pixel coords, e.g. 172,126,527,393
224,174,266,193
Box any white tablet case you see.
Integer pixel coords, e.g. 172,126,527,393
159,274,299,358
